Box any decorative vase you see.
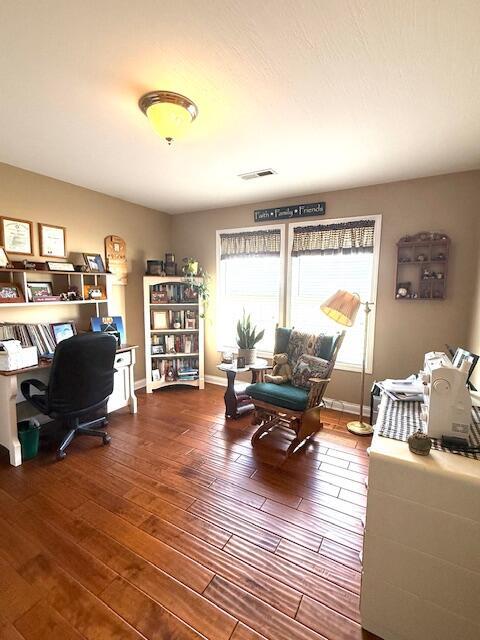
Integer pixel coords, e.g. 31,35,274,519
237,348,257,365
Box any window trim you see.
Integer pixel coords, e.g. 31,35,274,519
286,214,382,374
215,224,286,357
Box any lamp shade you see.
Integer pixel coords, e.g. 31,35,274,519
139,91,198,144
320,290,361,327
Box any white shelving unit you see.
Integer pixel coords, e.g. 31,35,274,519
143,275,205,393
0,267,112,315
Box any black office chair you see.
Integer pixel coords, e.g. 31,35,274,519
21,333,117,460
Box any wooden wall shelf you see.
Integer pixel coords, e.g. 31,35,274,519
395,232,450,300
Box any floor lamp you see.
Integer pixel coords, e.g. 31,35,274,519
320,290,374,436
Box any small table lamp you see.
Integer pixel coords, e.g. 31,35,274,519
320,290,373,436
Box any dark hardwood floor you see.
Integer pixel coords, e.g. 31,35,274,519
0,384,379,640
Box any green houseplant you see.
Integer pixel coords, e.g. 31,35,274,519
236,310,264,365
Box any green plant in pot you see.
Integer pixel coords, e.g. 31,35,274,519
182,257,199,276
236,310,264,365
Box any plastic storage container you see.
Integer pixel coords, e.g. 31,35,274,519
17,419,40,460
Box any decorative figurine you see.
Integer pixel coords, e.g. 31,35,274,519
408,431,432,456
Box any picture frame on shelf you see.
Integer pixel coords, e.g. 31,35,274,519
39,223,67,258
0,282,24,303
151,290,169,303
90,315,125,345
51,321,76,344
46,261,75,272
83,284,107,300
83,253,106,272
0,247,10,268
0,216,33,255
152,310,168,330
152,369,161,381
27,281,54,302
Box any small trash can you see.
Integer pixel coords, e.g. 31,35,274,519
17,419,40,460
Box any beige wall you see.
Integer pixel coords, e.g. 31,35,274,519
467,219,480,390
0,162,170,381
171,170,480,406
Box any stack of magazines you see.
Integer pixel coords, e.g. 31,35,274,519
0,323,56,357
377,375,424,401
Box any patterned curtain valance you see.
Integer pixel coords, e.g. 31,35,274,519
291,219,376,256
220,229,281,259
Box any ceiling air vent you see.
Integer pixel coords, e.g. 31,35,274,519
238,169,277,180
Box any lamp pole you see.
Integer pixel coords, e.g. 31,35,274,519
348,300,374,435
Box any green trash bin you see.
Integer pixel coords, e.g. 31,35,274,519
17,419,40,460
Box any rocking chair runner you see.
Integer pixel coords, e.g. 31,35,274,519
246,327,345,456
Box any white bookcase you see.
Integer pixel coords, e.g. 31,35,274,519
143,276,205,393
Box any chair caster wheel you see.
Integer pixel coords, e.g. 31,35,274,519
56,450,67,461
103,435,111,445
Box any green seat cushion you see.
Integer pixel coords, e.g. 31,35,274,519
245,382,309,411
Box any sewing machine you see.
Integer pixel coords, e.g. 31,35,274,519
420,351,473,441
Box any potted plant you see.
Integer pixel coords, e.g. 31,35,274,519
182,257,199,276
236,310,264,365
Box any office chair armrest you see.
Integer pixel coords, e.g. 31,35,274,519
21,378,48,399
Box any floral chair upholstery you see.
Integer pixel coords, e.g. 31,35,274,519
246,327,345,456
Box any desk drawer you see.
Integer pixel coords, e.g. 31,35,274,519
114,351,132,368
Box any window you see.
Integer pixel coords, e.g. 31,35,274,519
216,226,284,354
287,216,381,371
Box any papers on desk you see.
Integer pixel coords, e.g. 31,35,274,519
378,374,424,402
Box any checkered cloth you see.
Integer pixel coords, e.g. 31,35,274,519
377,397,480,460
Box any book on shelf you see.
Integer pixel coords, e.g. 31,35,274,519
151,309,198,331
151,357,199,382
0,322,56,356
150,283,199,304
151,333,198,355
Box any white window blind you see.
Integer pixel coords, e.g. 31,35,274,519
217,254,282,353
289,245,375,368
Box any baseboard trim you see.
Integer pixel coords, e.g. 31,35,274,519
135,378,147,391
204,374,369,417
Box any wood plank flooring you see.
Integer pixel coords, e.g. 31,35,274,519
0,384,380,640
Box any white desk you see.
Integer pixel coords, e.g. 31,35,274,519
361,395,480,640
0,344,138,466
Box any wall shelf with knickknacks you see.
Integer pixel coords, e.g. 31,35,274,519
395,232,450,300
0,267,112,311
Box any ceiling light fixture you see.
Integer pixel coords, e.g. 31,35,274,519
138,90,198,145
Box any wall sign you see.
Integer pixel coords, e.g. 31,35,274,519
254,201,326,223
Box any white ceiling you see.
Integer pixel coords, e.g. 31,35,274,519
1,1,480,214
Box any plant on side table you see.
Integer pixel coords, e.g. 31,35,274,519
236,310,264,365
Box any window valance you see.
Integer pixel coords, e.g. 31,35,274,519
220,229,281,260
291,219,376,256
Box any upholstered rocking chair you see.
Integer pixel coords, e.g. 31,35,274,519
246,327,345,456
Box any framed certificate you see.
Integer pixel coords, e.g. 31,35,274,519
39,223,67,258
0,216,33,255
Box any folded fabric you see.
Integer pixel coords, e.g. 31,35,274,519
291,354,330,389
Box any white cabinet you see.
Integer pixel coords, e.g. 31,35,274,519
361,396,480,640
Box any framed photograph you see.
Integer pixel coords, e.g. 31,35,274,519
0,282,24,303
27,281,53,301
152,369,161,381
0,247,10,268
237,356,246,369
151,290,169,303
46,261,75,272
83,284,107,300
90,315,125,345
185,315,197,329
0,217,33,255
83,253,106,273
152,310,169,330
39,223,66,258
51,322,76,344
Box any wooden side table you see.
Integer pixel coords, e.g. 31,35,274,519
217,359,269,419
